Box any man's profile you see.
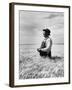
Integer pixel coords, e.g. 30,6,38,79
37,28,52,58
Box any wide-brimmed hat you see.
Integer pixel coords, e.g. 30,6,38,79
43,28,51,35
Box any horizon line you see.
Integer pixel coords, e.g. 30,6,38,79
19,43,64,45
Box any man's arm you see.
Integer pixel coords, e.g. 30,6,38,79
37,41,44,52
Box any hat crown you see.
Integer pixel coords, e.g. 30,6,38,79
43,28,51,34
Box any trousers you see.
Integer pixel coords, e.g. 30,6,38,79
39,51,51,58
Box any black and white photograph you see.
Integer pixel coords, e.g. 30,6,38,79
9,3,70,87
19,11,64,79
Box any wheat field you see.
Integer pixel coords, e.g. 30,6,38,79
19,44,64,79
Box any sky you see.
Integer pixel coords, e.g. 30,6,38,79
19,10,64,45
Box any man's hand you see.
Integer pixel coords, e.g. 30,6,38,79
37,48,41,52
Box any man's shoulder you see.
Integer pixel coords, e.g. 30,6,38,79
46,37,52,43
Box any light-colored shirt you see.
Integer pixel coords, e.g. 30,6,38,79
40,37,52,53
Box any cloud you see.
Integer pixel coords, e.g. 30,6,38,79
44,14,58,19
43,13,64,19
19,11,64,44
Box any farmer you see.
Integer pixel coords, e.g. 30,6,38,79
37,28,52,58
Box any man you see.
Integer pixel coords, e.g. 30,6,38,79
37,28,52,58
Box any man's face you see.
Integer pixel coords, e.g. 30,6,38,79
43,31,50,38
43,31,46,37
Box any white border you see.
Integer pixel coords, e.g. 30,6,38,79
14,5,69,85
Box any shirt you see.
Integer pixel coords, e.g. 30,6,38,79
40,37,52,53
